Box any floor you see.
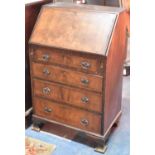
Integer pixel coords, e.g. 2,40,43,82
25,76,130,155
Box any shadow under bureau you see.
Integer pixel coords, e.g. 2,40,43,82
29,3,127,153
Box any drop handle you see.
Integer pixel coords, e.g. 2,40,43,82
81,119,89,126
81,96,89,103
81,61,90,70
42,54,49,61
43,68,50,75
42,87,51,95
44,107,52,113
81,78,89,85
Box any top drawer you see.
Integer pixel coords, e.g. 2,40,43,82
29,46,105,75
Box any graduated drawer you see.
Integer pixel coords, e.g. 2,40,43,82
30,46,104,75
31,62,103,93
33,97,101,134
33,79,102,113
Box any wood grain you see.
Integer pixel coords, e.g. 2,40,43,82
33,97,101,133
30,6,117,55
103,11,127,134
30,46,105,75
33,79,102,112
31,62,103,92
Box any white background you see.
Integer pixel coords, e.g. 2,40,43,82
0,0,155,154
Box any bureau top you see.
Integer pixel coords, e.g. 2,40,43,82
29,3,124,56
45,2,124,13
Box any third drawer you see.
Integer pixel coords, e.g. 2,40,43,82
33,79,103,113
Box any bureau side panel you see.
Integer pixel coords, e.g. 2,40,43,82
103,12,127,134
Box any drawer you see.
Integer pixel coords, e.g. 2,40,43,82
33,97,101,134
33,79,102,113
31,62,103,92
30,46,104,75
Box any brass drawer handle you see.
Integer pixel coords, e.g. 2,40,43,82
81,78,89,85
81,96,89,103
44,107,52,113
43,68,50,75
42,87,51,95
81,61,90,70
81,119,89,126
42,54,49,61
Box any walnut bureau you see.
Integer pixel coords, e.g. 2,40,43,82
29,3,127,152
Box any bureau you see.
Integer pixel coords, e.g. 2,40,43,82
29,3,127,152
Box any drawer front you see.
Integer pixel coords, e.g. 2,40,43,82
33,79,102,113
30,46,104,75
31,62,103,92
33,97,101,134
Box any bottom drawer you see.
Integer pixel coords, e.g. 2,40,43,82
33,97,101,134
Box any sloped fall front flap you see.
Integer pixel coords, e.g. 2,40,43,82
29,4,117,56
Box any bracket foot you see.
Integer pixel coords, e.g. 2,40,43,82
95,144,107,153
32,121,44,132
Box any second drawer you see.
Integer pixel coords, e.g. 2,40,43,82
31,62,103,93
33,79,102,113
